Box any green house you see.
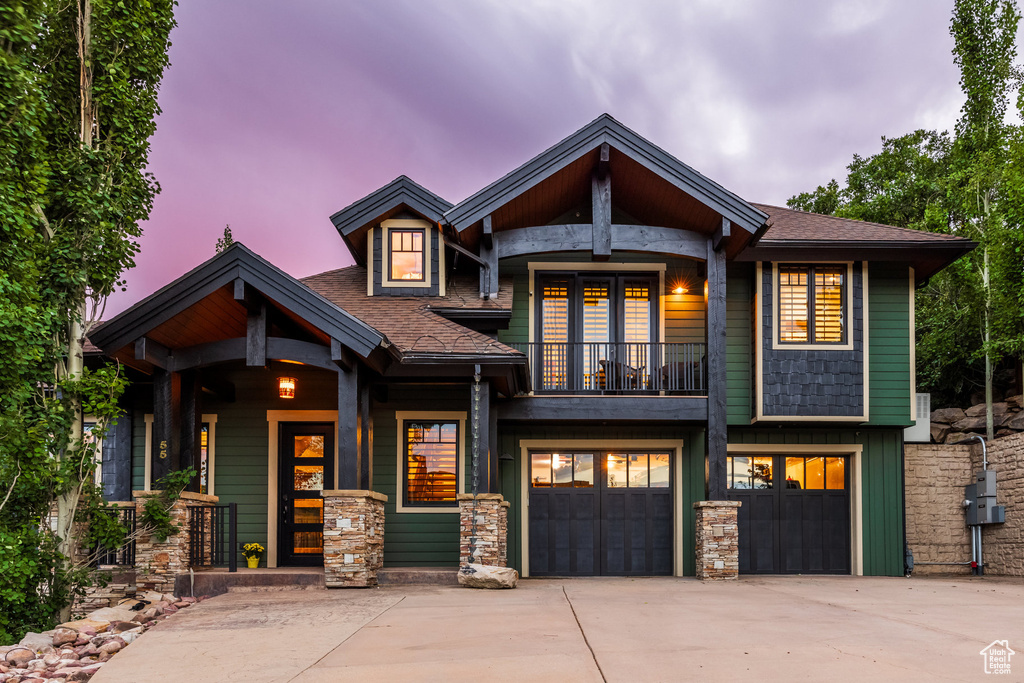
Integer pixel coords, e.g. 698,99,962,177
90,115,973,578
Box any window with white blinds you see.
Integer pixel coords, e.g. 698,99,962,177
778,265,846,344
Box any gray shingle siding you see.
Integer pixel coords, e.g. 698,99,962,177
761,263,864,417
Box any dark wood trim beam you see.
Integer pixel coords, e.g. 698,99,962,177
246,303,267,367
706,238,727,500
496,396,708,422
480,215,498,298
164,337,334,372
337,366,359,489
359,378,372,490
179,370,202,492
331,338,355,372
494,223,709,261
134,337,169,370
266,338,335,371
151,369,181,486
713,217,731,252
596,141,610,180
592,148,611,261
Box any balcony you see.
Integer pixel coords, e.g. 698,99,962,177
511,342,707,395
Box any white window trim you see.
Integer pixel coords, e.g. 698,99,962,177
381,219,433,289
395,411,466,514
518,438,685,578
771,261,855,351
266,410,339,568
726,443,864,576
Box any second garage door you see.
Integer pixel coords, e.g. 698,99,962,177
727,454,850,574
528,451,673,576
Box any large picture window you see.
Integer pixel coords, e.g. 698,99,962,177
778,264,846,344
404,421,459,506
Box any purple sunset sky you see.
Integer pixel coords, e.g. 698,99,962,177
109,0,970,315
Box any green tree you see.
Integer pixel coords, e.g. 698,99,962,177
216,224,234,253
0,0,177,637
948,0,1021,438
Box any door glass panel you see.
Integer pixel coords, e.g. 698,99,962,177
649,453,670,488
826,457,845,490
294,435,324,458
628,453,649,487
199,424,210,494
606,454,627,488
752,457,773,489
531,454,552,487
785,457,804,489
573,453,594,488
623,282,652,376
552,453,573,487
805,457,826,489
293,498,323,524
582,283,611,390
293,531,323,554
541,282,569,391
294,465,324,491
729,456,751,489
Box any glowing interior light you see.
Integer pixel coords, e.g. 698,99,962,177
672,285,687,295
278,376,297,399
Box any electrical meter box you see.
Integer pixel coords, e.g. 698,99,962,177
965,481,1006,525
975,470,997,498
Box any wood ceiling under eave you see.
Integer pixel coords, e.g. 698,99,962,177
457,146,753,258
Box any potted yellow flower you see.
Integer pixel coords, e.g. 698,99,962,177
242,542,264,569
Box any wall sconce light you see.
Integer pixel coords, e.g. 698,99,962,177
703,280,709,302
278,376,297,399
672,285,688,295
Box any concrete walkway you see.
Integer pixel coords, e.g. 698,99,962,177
92,576,1024,683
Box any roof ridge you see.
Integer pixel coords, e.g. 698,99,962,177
753,202,967,242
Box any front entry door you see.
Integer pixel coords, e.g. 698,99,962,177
528,451,673,576
279,423,334,566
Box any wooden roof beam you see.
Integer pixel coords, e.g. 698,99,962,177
713,217,731,252
592,144,611,261
134,337,170,370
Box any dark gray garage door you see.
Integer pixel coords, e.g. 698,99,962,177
528,451,673,576
727,454,850,574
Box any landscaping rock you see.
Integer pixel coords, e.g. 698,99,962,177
931,407,965,424
96,641,121,656
1006,412,1024,430
162,605,178,614
17,634,53,653
944,431,966,444
952,416,987,432
966,401,1011,418
86,607,137,624
5,648,34,668
56,619,108,635
930,423,950,444
457,563,518,589
1006,394,1023,409
51,630,77,648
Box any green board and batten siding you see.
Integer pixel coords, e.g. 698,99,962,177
372,384,468,567
728,427,905,576
867,264,913,426
726,271,753,424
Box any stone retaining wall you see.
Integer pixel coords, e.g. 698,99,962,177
322,490,387,587
693,500,740,580
906,433,1023,576
458,494,508,567
132,490,218,595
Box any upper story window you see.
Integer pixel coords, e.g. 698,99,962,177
777,264,846,345
389,229,425,281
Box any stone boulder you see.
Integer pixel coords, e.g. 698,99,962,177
1006,412,1024,430
87,607,137,624
52,629,78,647
952,416,987,432
5,647,34,668
18,633,53,653
1006,394,1023,409
57,618,109,634
944,432,966,444
965,401,1011,418
931,407,966,424
930,423,950,444
457,564,518,589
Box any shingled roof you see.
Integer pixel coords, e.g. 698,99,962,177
752,204,970,244
301,267,522,360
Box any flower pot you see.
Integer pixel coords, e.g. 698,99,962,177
246,556,260,569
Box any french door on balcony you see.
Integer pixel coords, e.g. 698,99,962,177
536,273,657,392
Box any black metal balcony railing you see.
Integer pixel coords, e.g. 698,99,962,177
511,342,707,395
94,506,136,567
188,503,238,572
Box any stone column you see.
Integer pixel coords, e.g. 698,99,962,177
458,493,507,567
322,490,387,588
693,500,741,580
133,490,218,595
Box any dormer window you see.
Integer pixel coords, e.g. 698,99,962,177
390,228,425,281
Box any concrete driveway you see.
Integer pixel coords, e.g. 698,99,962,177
92,576,1024,682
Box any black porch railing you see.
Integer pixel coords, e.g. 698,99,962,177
511,342,707,395
188,503,238,572
94,506,136,567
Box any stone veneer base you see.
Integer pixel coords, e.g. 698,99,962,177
694,500,741,580
458,494,509,567
322,490,387,588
